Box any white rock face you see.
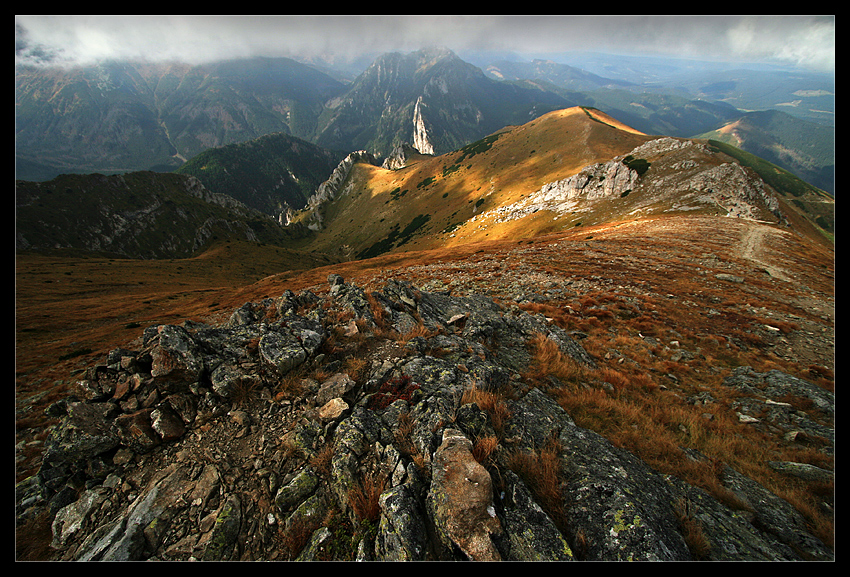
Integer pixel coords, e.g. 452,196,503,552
382,143,422,170
301,150,378,230
467,137,786,228
535,160,639,203
413,96,435,155
479,159,639,224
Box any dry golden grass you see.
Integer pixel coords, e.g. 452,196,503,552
523,332,591,388
460,385,512,437
674,498,712,560
230,377,259,408
342,355,370,384
14,510,55,561
274,368,307,401
347,470,386,525
396,322,439,344
471,435,499,466
304,107,653,257
393,410,428,476
365,291,391,328
522,252,833,549
504,436,568,534
16,211,834,557
276,516,317,560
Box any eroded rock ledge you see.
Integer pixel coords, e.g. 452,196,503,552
16,275,833,561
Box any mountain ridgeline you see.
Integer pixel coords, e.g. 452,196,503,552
16,47,833,192
312,48,570,157
14,50,836,563
15,57,347,180
15,171,305,259
174,132,348,218
694,110,835,194
16,105,834,262
289,106,833,261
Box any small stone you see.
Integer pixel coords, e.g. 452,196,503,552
715,273,744,283
319,398,349,421
228,410,251,428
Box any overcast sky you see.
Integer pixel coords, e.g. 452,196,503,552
15,15,836,74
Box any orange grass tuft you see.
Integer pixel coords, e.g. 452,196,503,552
461,385,512,437
524,331,591,387
504,436,567,533
347,470,386,525
471,435,500,466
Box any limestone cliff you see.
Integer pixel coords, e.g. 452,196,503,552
412,96,435,156
301,150,380,230
381,143,423,171
479,137,789,228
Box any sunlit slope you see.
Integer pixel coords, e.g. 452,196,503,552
305,107,653,258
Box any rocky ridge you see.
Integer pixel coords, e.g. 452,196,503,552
14,171,297,259
16,271,834,561
303,151,380,231
474,137,787,229
381,143,427,171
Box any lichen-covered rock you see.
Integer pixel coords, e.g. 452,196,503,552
724,366,834,446
499,469,574,561
202,494,242,561
258,330,307,378
51,487,111,550
21,276,833,562
427,428,504,561
147,325,204,390
275,467,320,512
375,482,429,560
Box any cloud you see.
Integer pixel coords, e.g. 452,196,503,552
14,15,835,73
724,16,835,72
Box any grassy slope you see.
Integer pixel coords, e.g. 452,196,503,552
694,112,835,195
17,215,835,552
704,139,835,240
299,106,832,261
304,107,653,258
15,240,339,435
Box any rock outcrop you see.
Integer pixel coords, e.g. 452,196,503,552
382,143,424,171
477,137,789,229
412,96,435,156
302,151,380,230
534,159,640,202
15,276,834,561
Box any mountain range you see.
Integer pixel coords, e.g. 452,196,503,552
16,104,834,262
15,48,834,194
694,110,834,194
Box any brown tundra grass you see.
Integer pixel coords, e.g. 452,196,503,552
523,332,591,387
504,436,568,535
347,470,386,526
524,322,834,549
460,385,512,437
471,435,500,466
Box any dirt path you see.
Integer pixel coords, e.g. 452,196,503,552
738,222,791,281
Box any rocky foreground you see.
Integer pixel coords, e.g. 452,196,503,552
16,273,834,561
